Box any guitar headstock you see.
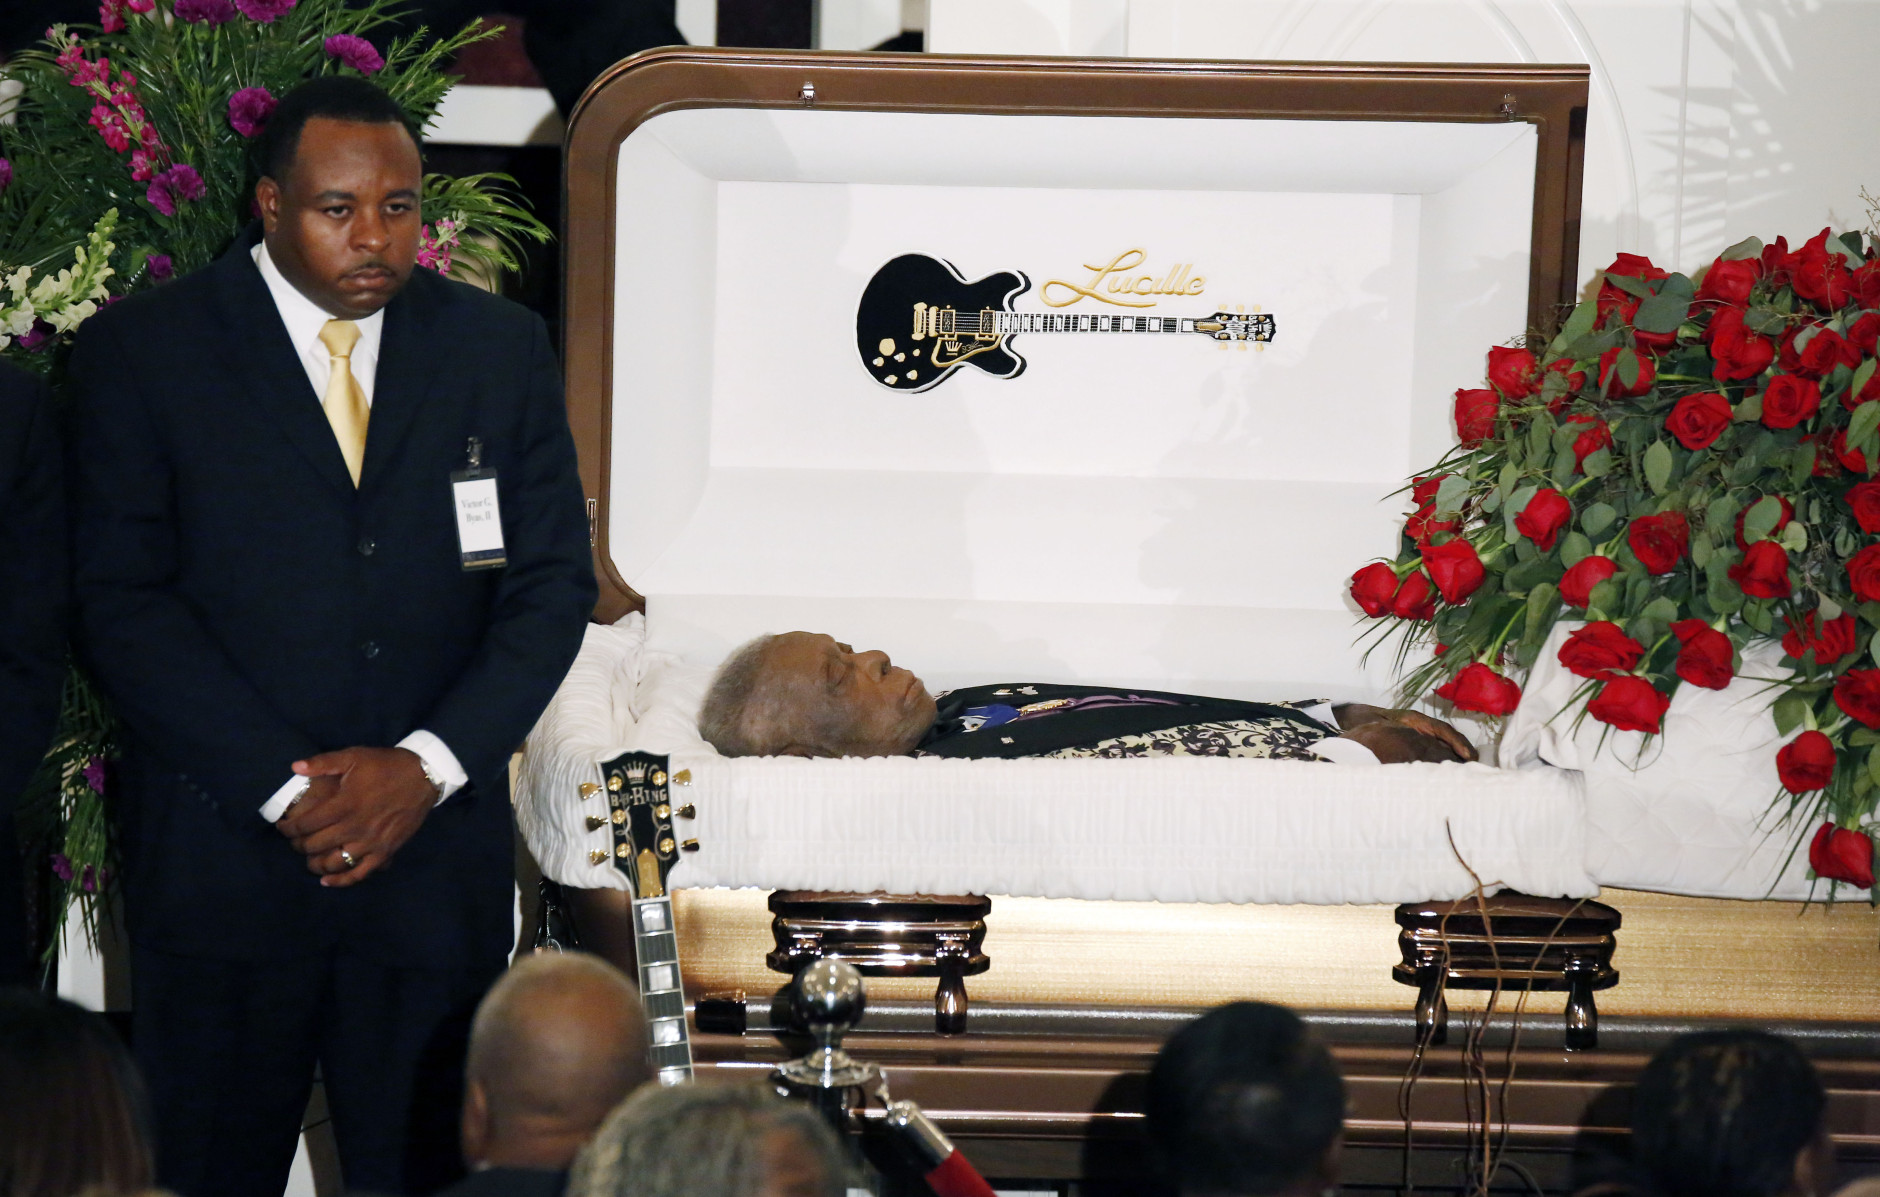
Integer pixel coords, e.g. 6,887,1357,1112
581,752,698,899
1194,311,1277,342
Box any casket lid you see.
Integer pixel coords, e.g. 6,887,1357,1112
562,49,1588,700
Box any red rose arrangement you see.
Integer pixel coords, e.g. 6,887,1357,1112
1350,231,1880,894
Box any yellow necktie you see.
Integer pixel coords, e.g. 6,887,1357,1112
318,319,369,486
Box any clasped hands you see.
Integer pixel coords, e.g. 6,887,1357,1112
275,747,437,887
1331,703,1479,764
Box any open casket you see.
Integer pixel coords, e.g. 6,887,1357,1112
515,48,1880,1184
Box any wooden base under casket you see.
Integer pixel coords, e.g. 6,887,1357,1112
673,888,1880,1188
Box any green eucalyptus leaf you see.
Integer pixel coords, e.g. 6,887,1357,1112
1617,348,1642,389
1581,446,1614,479
1862,602,1880,629
1789,444,1816,489
1865,746,1880,790
1641,596,1680,624
1837,526,1859,558
1434,473,1470,514
1644,440,1674,495
1707,569,1746,615
1852,358,1876,401
1734,394,1764,423
1746,306,1786,335
1560,531,1593,567
1773,693,1808,737
1634,276,1695,334
1583,501,1618,536
1550,445,1578,489
1705,495,1738,538
1743,495,1784,544
1551,301,1599,356
1850,398,1880,455
1524,582,1559,645
1482,488,1503,515
1505,483,1539,540
1693,536,1713,569
1744,598,1774,634
1603,272,1656,300
1720,236,1764,261
1850,728,1880,749
1778,520,1808,553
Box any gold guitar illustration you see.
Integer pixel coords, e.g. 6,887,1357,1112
856,253,1277,393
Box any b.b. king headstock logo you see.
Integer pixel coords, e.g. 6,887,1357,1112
855,251,1275,393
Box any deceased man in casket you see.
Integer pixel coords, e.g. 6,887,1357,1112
698,632,1475,765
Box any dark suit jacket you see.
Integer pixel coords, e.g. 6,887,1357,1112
0,358,67,983
66,232,596,966
918,683,1331,759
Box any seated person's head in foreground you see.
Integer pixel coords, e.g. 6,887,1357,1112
566,1081,848,1197
1147,1001,1345,1197
0,987,154,1197
461,952,654,1173
699,632,937,758
1629,1029,1830,1197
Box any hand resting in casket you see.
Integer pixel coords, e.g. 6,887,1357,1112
695,632,1474,764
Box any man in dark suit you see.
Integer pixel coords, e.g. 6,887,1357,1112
0,359,66,986
67,77,595,1195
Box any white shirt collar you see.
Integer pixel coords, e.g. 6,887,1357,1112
252,240,383,391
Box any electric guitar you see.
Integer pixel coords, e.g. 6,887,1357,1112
581,751,699,1085
855,252,1277,392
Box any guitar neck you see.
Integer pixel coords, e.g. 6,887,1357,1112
633,894,694,1085
991,311,1216,336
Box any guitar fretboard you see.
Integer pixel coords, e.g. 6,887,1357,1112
996,312,1199,335
634,895,693,1085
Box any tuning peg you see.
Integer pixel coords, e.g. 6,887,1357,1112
585,815,606,831
675,804,696,820
654,803,671,819
673,770,693,787
606,775,623,792
612,809,626,825
588,849,608,865
681,839,700,852
651,769,667,787
579,782,599,799
658,836,675,854
615,844,630,859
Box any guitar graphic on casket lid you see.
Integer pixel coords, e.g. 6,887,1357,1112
856,252,1276,393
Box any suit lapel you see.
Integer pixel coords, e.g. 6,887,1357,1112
211,240,357,498
359,274,440,494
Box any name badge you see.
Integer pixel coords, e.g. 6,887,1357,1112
452,438,505,570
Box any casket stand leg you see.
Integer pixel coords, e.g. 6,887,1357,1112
766,892,992,1037
1392,893,1621,1050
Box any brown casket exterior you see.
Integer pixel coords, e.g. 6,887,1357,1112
558,47,1880,1187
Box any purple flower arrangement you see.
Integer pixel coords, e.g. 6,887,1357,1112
234,0,296,20
173,0,237,25
227,86,276,138
324,34,384,74
146,163,205,216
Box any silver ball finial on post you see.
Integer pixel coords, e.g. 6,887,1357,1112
794,958,866,1048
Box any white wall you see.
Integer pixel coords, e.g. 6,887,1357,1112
928,0,1880,290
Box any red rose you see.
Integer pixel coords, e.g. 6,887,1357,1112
1411,475,1450,508
1389,570,1438,621
1543,358,1587,412
1833,668,1880,728
1566,414,1612,469
1791,228,1852,310
1588,676,1671,734
1454,388,1499,446
1597,252,1669,328
1404,506,1459,547
1846,481,1880,533
1832,428,1872,476
1486,345,1540,399
1626,511,1689,574
1350,562,1400,617
1729,539,1792,598
1777,732,1836,794
1695,255,1761,306
1435,662,1522,716
1665,392,1732,450
1854,259,1880,309
1849,313,1880,356
1422,537,1485,603
1708,307,1776,382
1598,346,1656,397
1559,555,1618,608
1671,619,1734,690
1847,544,1880,604
1514,488,1572,551
1634,325,1679,355
1779,326,1858,379
1782,611,1858,665
1558,621,1646,680
1762,235,1795,284
1809,822,1875,888
1758,373,1820,430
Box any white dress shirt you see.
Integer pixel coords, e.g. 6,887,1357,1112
1299,700,1381,765
252,242,469,822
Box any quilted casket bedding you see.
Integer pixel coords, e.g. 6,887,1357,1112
515,616,1597,905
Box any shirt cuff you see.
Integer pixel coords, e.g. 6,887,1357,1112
1308,735,1382,766
397,729,469,804
1300,700,1337,729
259,774,309,823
